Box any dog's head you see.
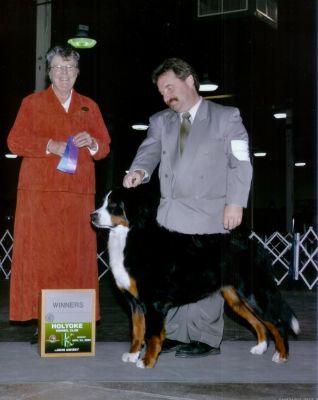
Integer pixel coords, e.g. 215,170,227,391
91,185,158,230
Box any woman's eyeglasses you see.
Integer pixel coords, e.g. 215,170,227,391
50,65,77,73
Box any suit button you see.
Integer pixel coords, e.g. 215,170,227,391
162,150,166,154
165,174,168,178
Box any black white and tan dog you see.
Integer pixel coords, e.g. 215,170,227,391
91,185,300,368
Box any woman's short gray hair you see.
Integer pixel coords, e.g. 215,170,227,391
46,45,80,72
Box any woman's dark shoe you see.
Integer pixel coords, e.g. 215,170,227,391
175,341,220,358
30,328,38,345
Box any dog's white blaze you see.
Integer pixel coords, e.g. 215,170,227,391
97,209,112,227
250,341,267,355
93,192,113,227
108,225,130,289
122,351,140,363
291,317,300,335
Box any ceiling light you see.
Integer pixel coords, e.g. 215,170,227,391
67,24,97,49
131,124,148,131
5,153,18,159
273,112,287,119
295,162,306,167
253,152,267,157
199,73,218,92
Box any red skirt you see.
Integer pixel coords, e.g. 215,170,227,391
9,189,100,321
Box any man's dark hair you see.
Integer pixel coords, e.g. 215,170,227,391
152,58,200,92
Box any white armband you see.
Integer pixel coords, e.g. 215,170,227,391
231,140,250,161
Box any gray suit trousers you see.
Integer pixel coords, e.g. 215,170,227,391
165,291,224,347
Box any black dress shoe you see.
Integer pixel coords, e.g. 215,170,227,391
160,338,184,353
175,341,220,358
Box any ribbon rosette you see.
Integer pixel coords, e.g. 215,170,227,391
57,136,79,174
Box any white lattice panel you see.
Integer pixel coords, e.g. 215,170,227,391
0,229,13,279
297,227,318,289
1,228,317,289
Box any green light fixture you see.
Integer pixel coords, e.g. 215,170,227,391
67,24,97,49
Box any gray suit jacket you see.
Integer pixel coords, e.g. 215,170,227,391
129,99,253,234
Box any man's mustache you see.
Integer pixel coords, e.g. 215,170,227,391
167,97,178,105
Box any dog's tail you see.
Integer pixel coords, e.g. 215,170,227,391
280,298,300,335
247,238,301,336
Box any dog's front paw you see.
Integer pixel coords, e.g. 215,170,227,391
136,359,146,368
272,351,288,363
136,356,157,368
250,341,268,355
122,351,140,363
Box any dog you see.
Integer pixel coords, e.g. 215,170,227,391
91,185,300,368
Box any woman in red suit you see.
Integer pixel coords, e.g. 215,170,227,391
7,45,111,327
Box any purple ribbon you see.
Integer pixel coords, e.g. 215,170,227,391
57,136,79,174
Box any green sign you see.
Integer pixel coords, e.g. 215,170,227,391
40,289,96,357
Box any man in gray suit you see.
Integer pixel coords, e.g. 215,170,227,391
123,58,252,358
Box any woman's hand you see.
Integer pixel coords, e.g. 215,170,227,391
47,139,67,157
73,131,97,151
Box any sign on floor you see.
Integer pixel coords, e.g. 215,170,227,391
40,289,96,357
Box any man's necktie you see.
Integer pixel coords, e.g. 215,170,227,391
179,111,191,154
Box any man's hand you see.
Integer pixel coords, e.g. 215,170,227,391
123,170,145,188
223,204,243,230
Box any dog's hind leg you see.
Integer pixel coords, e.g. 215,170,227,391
221,286,268,355
122,289,146,364
260,296,299,363
262,321,289,363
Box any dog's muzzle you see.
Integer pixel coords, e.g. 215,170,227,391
90,211,114,229
90,211,100,227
